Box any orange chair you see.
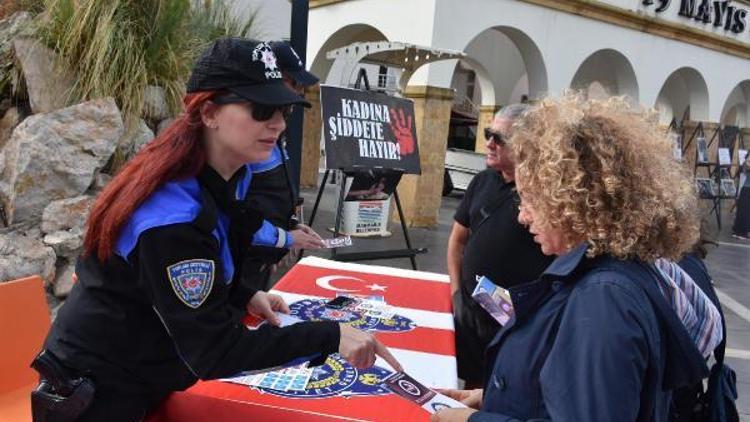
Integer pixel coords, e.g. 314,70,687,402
0,276,51,422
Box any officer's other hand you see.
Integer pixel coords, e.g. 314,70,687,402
436,388,483,409
430,408,477,422
246,291,290,326
290,227,325,249
337,324,403,372
296,224,322,240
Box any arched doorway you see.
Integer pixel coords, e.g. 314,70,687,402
449,26,548,152
570,49,639,102
655,67,710,124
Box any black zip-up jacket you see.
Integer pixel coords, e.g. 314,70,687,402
43,166,340,397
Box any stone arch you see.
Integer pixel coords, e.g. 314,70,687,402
449,25,548,106
570,49,639,102
309,23,389,85
654,67,709,124
721,80,750,127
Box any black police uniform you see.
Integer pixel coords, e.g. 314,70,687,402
241,41,321,292
35,38,334,422
242,141,298,291
40,166,340,421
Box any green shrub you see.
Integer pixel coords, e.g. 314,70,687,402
38,0,258,126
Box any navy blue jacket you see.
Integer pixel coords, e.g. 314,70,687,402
470,245,709,422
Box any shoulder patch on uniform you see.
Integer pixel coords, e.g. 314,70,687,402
167,259,215,308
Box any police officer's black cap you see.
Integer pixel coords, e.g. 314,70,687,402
269,41,319,87
187,38,311,107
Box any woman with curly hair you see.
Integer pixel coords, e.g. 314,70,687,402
433,94,721,422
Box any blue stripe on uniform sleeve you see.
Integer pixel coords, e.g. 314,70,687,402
251,220,280,247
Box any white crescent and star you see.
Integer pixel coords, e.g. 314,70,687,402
315,275,388,293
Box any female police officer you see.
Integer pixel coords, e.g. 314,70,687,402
33,38,401,421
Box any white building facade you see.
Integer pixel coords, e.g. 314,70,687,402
307,0,750,126
240,0,750,225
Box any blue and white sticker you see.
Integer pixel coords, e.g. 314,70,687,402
167,259,215,308
258,354,393,399
288,299,416,333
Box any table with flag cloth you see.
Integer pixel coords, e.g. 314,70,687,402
147,256,458,421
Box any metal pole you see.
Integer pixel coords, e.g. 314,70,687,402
286,0,310,191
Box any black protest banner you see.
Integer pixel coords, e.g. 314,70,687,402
321,85,421,174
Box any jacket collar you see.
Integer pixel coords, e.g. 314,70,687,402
540,243,589,279
505,244,588,328
197,165,248,213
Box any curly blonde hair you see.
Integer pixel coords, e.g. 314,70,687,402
511,93,699,262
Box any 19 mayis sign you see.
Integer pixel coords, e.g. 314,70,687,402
321,86,421,174
643,0,748,34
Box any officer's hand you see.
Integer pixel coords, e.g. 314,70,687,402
296,224,322,240
430,408,477,422
247,291,290,326
290,227,325,249
436,388,483,409
338,324,403,372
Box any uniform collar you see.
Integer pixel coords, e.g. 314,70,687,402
197,165,248,212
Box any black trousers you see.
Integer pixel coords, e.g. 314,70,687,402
734,186,750,236
452,291,500,387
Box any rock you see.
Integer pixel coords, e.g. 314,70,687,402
143,85,169,121
48,294,64,321
156,117,175,136
116,119,154,160
0,99,11,116
0,98,123,224
0,230,56,284
0,12,32,86
0,106,19,150
43,229,83,258
89,173,111,193
41,195,93,234
12,37,76,114
52,259,76,298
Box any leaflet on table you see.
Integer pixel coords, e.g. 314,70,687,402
471,275,514,326
222,363,314,392
322,235,353,248
383,372,467,414
329,294,394,319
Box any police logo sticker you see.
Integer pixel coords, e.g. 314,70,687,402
257,354,393,399
288,299,416,333
260,354,357,399
167,259,215,308
251,42,282,80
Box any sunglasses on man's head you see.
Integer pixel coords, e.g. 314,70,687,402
484,127,506,145
212,93,293,121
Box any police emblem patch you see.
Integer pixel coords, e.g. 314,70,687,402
257,354,393,399
167,259,215,308
288,299,417,333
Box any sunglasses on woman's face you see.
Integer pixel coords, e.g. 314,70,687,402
212,93,293,121
484,127,506,145
248,103,293,121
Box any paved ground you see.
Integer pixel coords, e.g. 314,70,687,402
292,179,750,418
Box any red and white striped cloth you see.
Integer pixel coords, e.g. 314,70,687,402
270,256,457,389
148,257,457,422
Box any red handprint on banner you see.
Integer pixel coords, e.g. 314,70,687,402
389,108,415,155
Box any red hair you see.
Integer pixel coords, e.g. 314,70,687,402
84,92,217,262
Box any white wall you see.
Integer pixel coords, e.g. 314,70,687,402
464,29,528,105
307,0,750,122
228,0,291,40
